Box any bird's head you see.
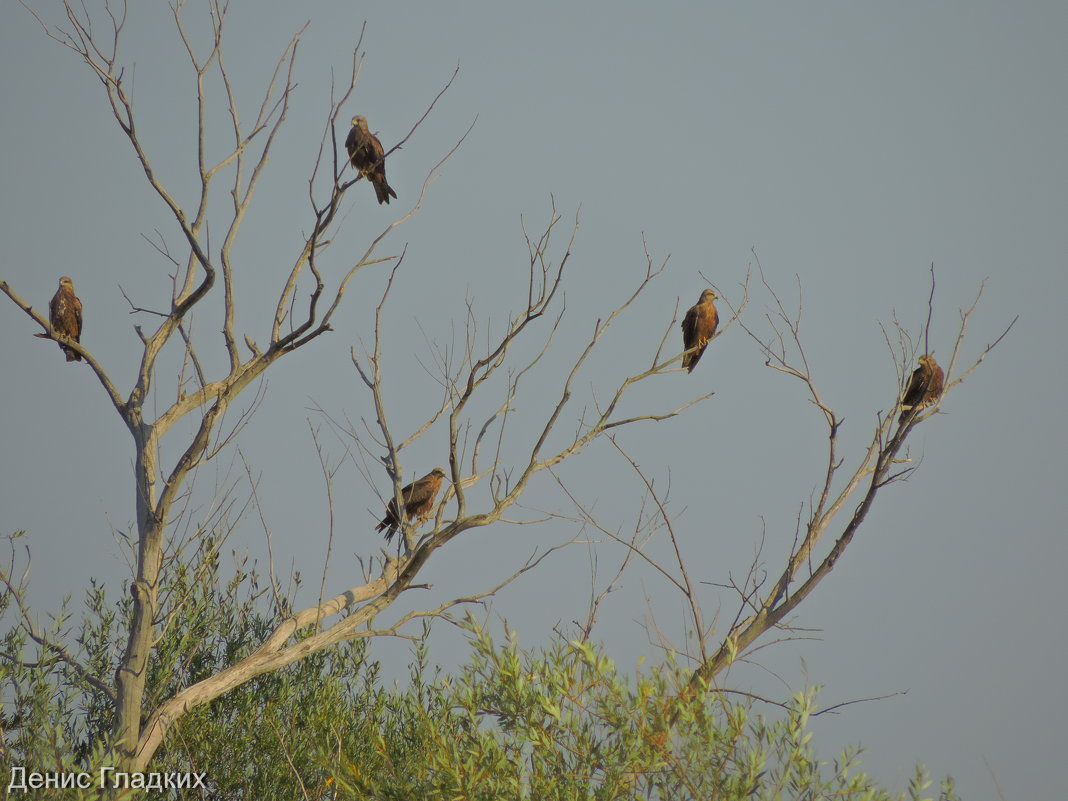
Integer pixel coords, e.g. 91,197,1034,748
351,115,367,129
918,354,933,368
59,276,74,288
700,289,718,302
430,467,447,479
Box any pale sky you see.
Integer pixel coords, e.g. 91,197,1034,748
1,2,1065,798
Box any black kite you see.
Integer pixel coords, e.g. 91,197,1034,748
49,276,82,362
899,354,944,423
376,467,447,542
681,289,719,373
345,115,397,204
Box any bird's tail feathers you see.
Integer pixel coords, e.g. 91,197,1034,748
375,181,397,204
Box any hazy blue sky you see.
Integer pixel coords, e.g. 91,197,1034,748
1,2,1065,797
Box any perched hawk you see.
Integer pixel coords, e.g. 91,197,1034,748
49,276,83,362
899,354,944,423
680,289,719,373
345,115,397,204
376,468,447,542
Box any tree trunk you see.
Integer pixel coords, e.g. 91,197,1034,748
113,421,162,766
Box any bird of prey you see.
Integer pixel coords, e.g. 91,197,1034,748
899,354,944,423
680,289,719,373
376,468,447,542
49,276,83,362
345,115,397,204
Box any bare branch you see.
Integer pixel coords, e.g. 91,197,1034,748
663,267,1014,724
0,279,127,417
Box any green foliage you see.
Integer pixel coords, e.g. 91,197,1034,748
1,539,960,800
157,639,373,800
0,542,123,798
320,624,962,801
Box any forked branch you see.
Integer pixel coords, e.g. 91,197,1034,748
667,268,1013,718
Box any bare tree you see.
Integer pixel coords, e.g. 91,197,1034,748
1,1,720,776
558,263,1014,731
673,267,1014,696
